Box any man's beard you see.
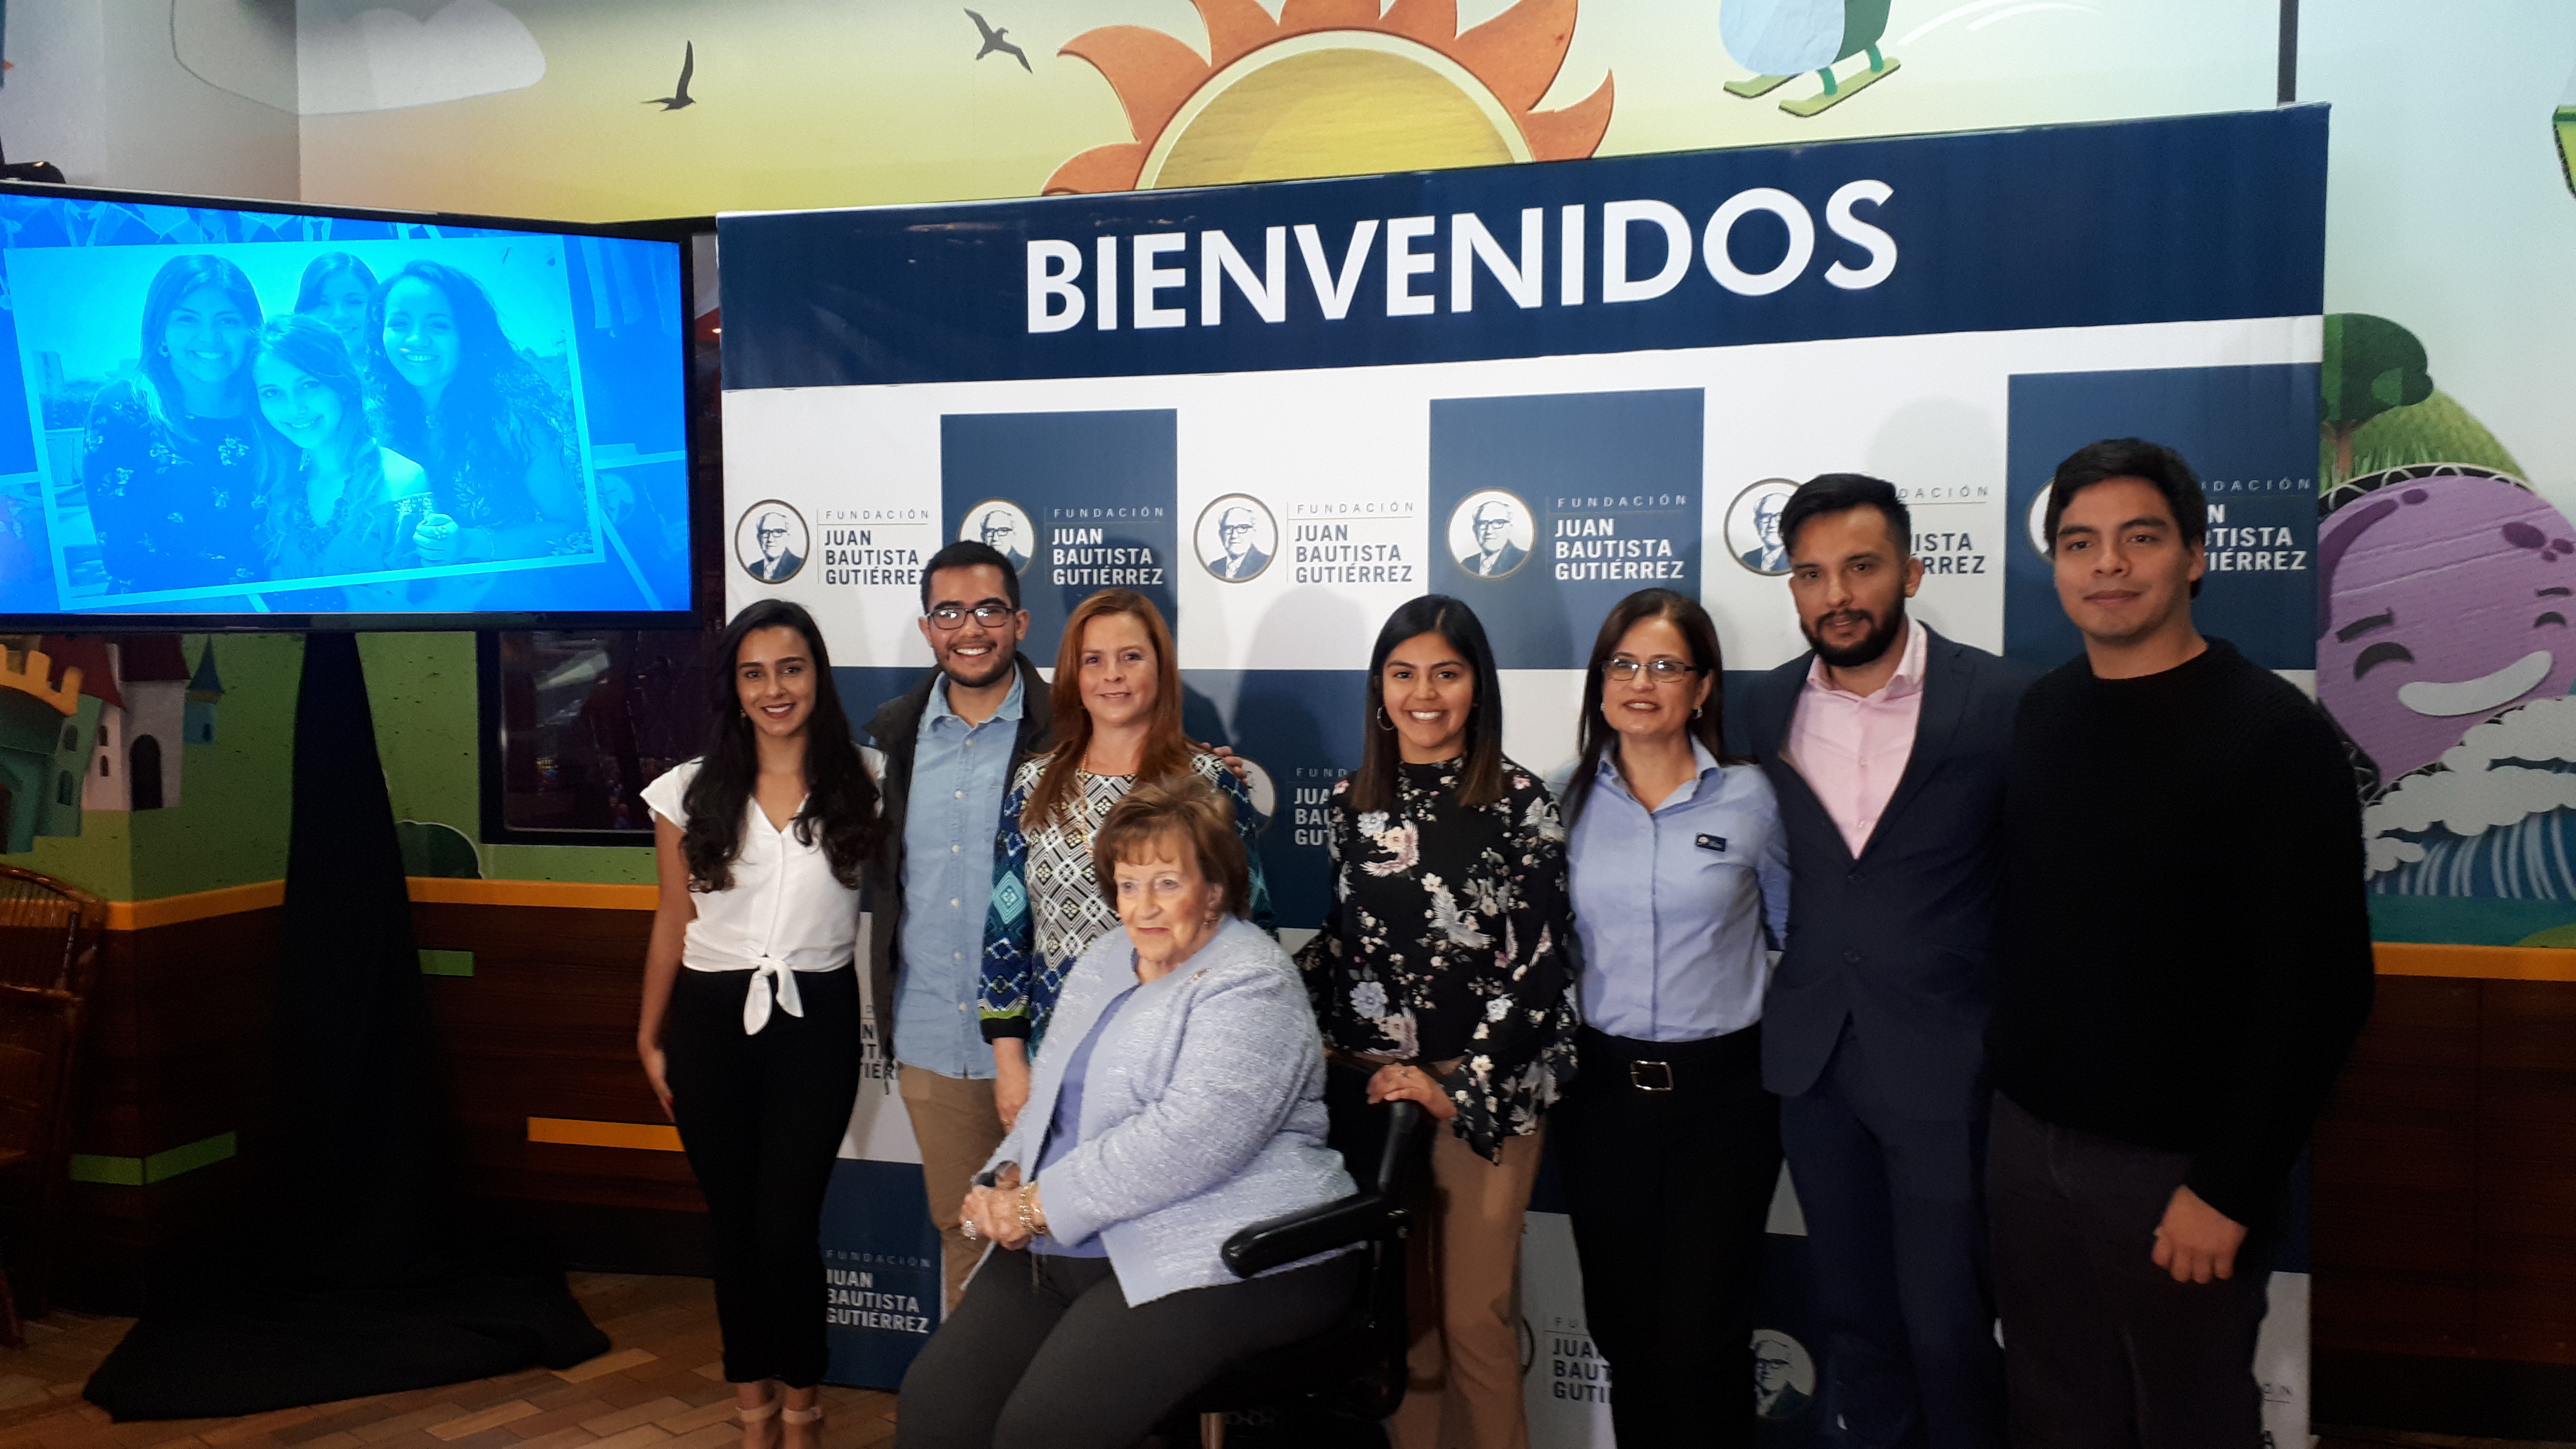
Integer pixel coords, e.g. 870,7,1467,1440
942,644,1015,689
1802,603,1907,670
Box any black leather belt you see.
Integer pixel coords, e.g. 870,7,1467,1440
1578,1022,1759,1093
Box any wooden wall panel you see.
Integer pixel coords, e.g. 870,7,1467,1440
2313,973,2481,1358
409,901,711,1257
55,907,278,1313
2476,980,2576,1365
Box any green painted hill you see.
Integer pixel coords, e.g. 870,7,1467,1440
2328,389,2526,484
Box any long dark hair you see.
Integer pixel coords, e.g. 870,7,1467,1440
680,600,881,892
137,254,263,441
1561,588,1740,825
250,315,388,514
294,252,379,317
1348,595,1506,813
1022,589,1196,831
366,259,572,506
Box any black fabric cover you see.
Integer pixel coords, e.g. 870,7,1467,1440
84,633,608,1420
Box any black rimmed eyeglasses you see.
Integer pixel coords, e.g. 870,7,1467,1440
927,602,1015,629
1602,656,1701,684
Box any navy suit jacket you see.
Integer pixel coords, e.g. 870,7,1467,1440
1748,627,2036,1121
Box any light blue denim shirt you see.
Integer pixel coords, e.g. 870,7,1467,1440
895,670,1025,1077
1565,740,1791,1042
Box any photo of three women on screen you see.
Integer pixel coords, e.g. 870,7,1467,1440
78,249,589,609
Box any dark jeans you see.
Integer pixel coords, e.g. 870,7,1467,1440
1986,1091,2276,1449
896,1248,1365,1449
1556,1023,1779,1449
1778,1022,2005,1449
665,965,862,1388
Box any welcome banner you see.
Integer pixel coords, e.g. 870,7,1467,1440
721,105,2328,1442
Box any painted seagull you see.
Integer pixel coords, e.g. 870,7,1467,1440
644,41,697,109
965,10,1031,72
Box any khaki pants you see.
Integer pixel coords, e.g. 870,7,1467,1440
1390,1125,1545,1449
898,1064,1010,1313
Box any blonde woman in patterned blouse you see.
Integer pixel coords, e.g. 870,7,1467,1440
1294,593,1575,1449
979,589,1271,1128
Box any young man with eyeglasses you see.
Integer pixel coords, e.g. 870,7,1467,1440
1742,472,2035,1449
865,541,1052,1310
1987,439,2371,1446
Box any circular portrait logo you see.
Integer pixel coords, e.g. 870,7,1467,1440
1726,479,1799,576
959,498,1037,575
1196,494,1278,583
2026,484,2055,558
736,500,809,585
1447,489,1534,580
1751,1329,1817,1422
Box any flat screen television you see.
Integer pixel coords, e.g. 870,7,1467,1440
0,182,698,631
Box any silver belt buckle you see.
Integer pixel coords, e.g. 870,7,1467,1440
1629,1060,1674,1092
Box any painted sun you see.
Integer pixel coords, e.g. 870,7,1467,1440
1047,0,1615,194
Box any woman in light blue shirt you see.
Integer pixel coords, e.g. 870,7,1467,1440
899,775,1355,1449
1557,587,1791,1449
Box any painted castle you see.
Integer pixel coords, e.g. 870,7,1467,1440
0,637,222,853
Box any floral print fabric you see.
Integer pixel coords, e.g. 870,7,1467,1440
82,381,262,593
1295,757,1577,1161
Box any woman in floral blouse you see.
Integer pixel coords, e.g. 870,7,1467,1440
979,589,1271,1128
1295,593,1574,1449
82,254,267,597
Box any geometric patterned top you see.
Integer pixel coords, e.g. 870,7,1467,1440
979,750,1272,1049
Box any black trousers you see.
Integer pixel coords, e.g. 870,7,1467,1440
1556,1024,1781,1448
1778,1022,2005,1449
896,1248,1364,1449
1986,1092,2276,1449
666,965,861,1388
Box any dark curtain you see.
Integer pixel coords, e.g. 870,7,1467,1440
84,634,607,1419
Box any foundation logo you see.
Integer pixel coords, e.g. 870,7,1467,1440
1197,494,1277,583
736,500,809,584
958,498,1036,574
2026,484,2054,557
1447,489,1534,580
1726,479,1798,575
1752,1329,1816,1422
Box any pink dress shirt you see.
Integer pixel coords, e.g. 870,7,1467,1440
1782,617,1929,858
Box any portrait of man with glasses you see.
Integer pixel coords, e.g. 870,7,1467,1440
1452,491,1531,579
736,501,808,583
1197,495,1275,582
970,503,1033,573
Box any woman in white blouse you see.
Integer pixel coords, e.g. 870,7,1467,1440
638,600,883,1449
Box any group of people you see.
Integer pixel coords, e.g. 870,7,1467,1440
80,249,587,608
635,436,2375,1449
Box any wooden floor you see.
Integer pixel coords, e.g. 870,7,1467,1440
0,1275,896,1449
2318,1423,2576,1433
0,1278,2561,1449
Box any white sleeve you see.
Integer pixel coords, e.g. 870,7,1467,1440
640,759,698,828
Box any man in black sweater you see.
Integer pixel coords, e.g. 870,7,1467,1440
1988,438,2374,1447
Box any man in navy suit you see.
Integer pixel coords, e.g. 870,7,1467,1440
1744,473,2034,1449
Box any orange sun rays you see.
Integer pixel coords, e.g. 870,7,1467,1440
1045,0,1616,194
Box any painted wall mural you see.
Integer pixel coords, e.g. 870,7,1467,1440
1045,0,1614,193
0,636,222,853
249,0,2280,222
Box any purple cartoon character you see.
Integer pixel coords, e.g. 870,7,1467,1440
2321,466,2576,894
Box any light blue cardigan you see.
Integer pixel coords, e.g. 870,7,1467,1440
979,914,1356,1305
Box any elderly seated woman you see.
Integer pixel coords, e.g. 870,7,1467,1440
896,775,1361,1449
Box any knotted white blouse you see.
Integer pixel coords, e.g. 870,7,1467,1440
642,759,862,1034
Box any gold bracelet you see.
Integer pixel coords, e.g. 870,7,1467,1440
1016,1183,1046,1239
